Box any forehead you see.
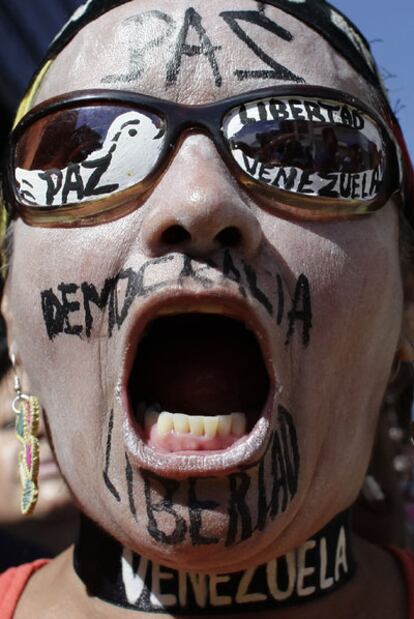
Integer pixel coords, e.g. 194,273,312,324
35,0,379,109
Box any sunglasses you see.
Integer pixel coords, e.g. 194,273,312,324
3,85,400,227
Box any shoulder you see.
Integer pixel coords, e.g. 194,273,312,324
0,560,49,619
9,548,85,618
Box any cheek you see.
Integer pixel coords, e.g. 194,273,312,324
8,220,129,397
7,227,119,501
262,209,402,501
297,223,401,393
261,207,402,377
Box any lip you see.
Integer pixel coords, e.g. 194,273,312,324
120,289,279,479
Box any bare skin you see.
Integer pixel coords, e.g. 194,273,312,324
4,1,414,617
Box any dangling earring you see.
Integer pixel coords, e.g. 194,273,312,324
11,354,41,515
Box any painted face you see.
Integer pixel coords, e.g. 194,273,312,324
5,0,402,572
0,368,74,524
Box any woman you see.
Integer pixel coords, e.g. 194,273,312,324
0,0,413,616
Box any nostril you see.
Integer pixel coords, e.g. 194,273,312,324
161,225,191,245
215,226,242,248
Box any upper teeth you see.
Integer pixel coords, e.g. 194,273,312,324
144,407,246,439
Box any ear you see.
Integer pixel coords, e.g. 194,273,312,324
398,270,414,361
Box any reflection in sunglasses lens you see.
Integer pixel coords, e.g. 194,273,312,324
225,97,386,203
15,105,166,208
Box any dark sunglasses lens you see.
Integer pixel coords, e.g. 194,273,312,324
14,104,166,208
224,97,387,202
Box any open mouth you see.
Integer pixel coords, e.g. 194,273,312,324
128,313,270,454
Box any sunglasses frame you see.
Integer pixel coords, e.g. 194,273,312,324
3,84,401,227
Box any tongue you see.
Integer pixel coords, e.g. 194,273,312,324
130,314,269,415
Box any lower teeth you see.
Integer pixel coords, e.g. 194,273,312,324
143,406,246,439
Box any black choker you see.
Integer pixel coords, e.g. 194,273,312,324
74,511,356,614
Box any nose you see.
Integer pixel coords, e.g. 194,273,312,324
139,134,262,259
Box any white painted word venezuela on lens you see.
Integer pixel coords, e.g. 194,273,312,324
224,97,385,202
121,525,349,611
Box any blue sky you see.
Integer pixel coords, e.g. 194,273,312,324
332,0,414,159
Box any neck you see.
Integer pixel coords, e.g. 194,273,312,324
74,511,356,615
